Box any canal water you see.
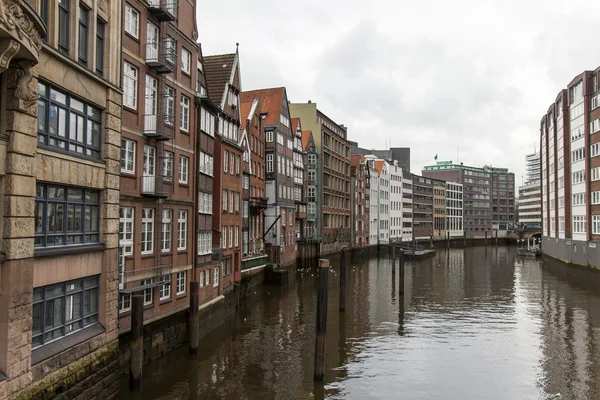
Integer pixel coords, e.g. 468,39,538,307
120,247,600,399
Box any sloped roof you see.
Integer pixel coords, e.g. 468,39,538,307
240,87,286,126
374,160,386,176
239,99,255,131
350,154,364,167
301,130,313,150
291,117,300,132
203,53,236,107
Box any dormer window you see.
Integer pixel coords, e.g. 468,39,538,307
228,89,238,109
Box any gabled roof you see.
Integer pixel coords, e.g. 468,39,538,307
240,87,286,126
291,117,300,132
301,130,313,151
374,160,386,176
238,98,259,176
350,154,365,167
239,98,256,131
203,52,237,108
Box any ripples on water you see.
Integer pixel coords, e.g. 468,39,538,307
120,247,600,400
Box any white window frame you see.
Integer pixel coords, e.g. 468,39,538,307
142,278,153,305
266,154,273,173
163,151,173,181
229,226,233,248
161,209,171,252
165,86,175,125
119,207,134,255
180,95,190,132
266,131,273,142
199,271,205,287
213,267,219,288
141,208,154,255
159,275,171,300
205,269,210,286
119,293,132,313
179,155,189,184
222,225,226,248
178,210,187,251
125,4,139,38
222,190,227,211
224,150,229,173
121,139,136,173
176,271,186,295
594,215,600,234
123,62,138,108
181,48,191,74
235,226,239,247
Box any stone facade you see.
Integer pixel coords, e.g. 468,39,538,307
0,0,123,398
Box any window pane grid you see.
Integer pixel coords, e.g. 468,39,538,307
35,183,100,247
32,276,99,349
38,82,102,159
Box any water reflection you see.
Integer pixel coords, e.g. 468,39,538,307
119,247,600,399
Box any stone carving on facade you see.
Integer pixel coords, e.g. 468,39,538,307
14,59,37,107
0,37,19,72
0,0,43,57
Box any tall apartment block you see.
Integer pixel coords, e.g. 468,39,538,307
204,50,243,290
401,173,414,241
412,176,434,239
119,0,200,333
241,88,297,266
350,155,370,248
0,0,122,396
389,161,403,242
424,161,515,237
518,152,542,229
369,159,390,244
432,179,446,238
541,68,600,267
302,129,318,240
290,102,352,255
446,182,464,237
291,118,307,243
239,96,268,273
194,47,221,306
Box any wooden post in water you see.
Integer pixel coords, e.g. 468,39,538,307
485,231,488,247
399,249,405,295
463,232,467,247
391,244,395,266
189,281,200,354
339,250,346,313
314,259,330,381
130,294,144,390
430,235,433,249
446,231,450,249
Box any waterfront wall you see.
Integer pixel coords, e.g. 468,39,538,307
118,269,265,371
541,236,600,277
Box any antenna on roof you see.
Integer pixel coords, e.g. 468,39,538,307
236,42,239,52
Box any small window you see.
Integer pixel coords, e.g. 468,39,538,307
142,279,153,305
178,210,187,250
159,275,171,300
181,48,191,74
58,0,70,54
96,19,105,76
141,208,154,254
125,3,139,38
213,267,219,287
123,62,138,108
180,95,190,132
161,209,172,252
119,293,131,313
179,156,189,184
78,5,89,66
120,139,136,173
176,271,186,295
119,207,134,255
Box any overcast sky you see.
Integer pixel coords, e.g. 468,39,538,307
197,0,600,186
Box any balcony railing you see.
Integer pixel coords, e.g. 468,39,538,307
147,0,177,21
120,264,172,293
143,114,174,140
250,197,268,210
141,175,173,197
145,39,175,73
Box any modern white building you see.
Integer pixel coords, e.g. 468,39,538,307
366,156,390,245
389,161,403,242
401,174,413,241
446,182,464,237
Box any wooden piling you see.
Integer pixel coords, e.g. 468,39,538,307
430,235,433,249
463,233,467,247
495,230,498,246
399,249,405,295
446,231,450,249
189,281,200,354
130,294,144,390
314,259,330,381
339,250,346,313
485,231,488,246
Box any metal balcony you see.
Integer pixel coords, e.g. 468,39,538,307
147,0,177,21
143,114,174,140
250,197,268,210
145,39,175,73
141,175,173,198
119,264,172,293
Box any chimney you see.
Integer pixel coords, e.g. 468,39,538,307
308,100,311,104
